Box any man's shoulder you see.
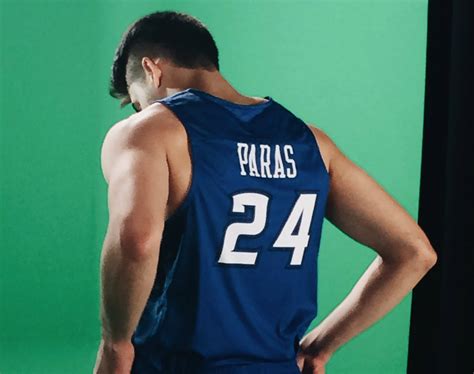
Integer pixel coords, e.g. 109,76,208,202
305,123,335,174
100,104,182,182
103,103,180,150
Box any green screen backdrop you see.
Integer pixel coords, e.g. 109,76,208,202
0,1,428,373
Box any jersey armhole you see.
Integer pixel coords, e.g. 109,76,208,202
303,122,330,177
159,102,196,222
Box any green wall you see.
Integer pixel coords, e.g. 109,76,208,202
0,1,428,373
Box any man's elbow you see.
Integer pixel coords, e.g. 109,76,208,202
118,222,163,261
403,240,438,272
382,236,438,271
415,247,438,270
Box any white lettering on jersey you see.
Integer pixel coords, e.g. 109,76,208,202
260,144,272,178
284,145,297,178
237,143,249,176
248,144,260,177
236,142,298,179
273,144,286,178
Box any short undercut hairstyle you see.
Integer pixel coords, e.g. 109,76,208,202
109,10,220,107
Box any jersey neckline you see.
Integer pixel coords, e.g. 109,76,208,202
184,88,273,108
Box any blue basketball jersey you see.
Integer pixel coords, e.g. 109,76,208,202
131,88,330,374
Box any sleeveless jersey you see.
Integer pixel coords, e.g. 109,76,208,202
131,88,330,374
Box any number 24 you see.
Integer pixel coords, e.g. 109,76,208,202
217,192,318,266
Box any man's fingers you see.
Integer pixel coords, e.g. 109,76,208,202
296,352,304,372
299,357,326,374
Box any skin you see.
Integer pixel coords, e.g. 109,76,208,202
94,56,438,374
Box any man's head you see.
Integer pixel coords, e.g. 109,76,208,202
109,11,219,112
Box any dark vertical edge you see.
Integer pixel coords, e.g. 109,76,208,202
408,0,474,373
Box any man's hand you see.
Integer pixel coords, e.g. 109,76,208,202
296,338,331,374
93,338,135,374
296,346,330,374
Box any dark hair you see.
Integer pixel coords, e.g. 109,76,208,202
109,10,219,105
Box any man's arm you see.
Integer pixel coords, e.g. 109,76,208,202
99,116,169,346
299,125,437,363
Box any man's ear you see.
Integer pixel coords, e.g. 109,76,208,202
141,57,162,88
120,96,131,108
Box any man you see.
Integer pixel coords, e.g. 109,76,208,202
93,10,437,374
